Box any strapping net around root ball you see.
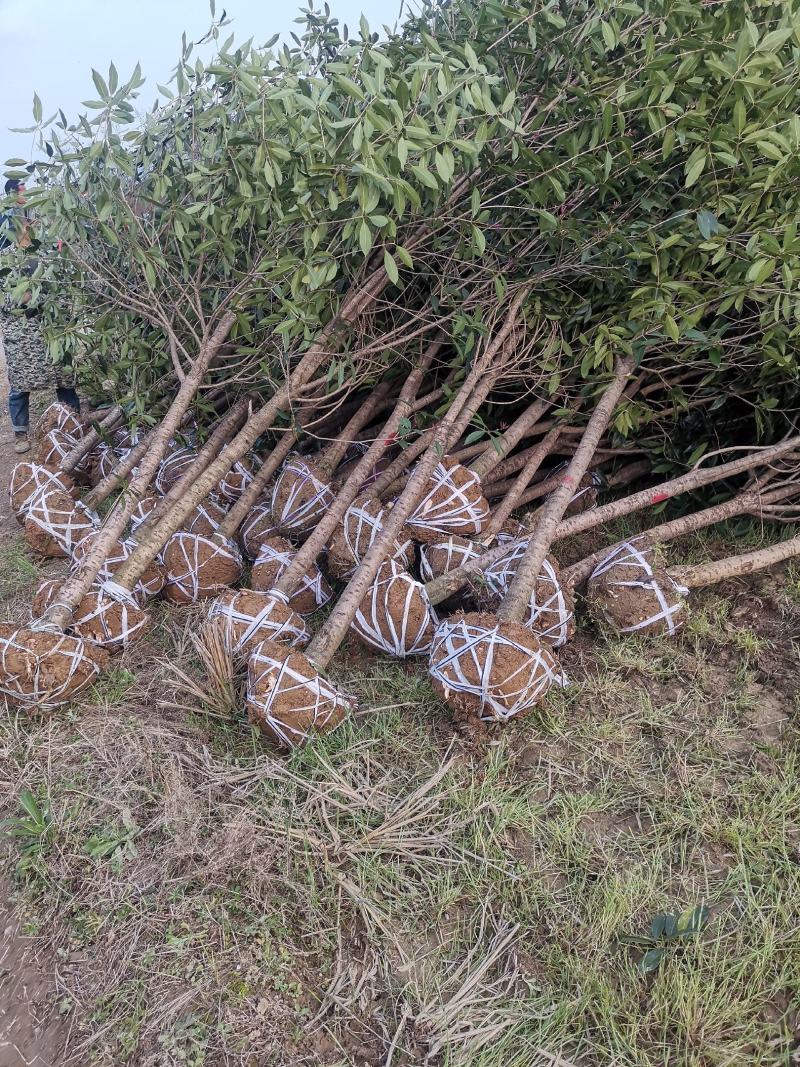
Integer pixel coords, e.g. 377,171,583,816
327,494,414,580
350,560,439,657
0,624,108,710
587,540,687,637
71,532,165,602
155,447,197,495
207,588,309,658
271,454,335,538
129,495,160,533
250,536,332,615
239,502,279,560
406,459,490,543
246,639,354,749
36,428,92,475
35,402,84,443
213,451,256,505
9,462,76,522
33,578,150,652
428,612,567,724
24,489,99,559
162,531,243,604
183,500,228,538
470,542,575,648
419,535,484,582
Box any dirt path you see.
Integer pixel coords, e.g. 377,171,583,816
0,333,73,1067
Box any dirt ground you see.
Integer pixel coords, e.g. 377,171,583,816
0,337,73,1067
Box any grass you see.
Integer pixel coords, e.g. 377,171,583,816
0,522,799,1065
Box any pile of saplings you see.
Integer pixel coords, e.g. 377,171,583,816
3,0,800,745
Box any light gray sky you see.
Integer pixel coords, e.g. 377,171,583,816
0,0,401,167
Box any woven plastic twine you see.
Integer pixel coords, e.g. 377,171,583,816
589,539,687,635
0,624,105,710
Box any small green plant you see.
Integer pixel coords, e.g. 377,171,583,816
1,789,52,871
620,904,711,974
85,808,139,873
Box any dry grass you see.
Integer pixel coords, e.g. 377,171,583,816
0,519,799,1065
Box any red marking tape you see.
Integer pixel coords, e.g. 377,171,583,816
384,433,397,446
651,492,669,504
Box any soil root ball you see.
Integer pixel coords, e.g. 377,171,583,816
406,459,490,543
24,489,99,559
183,500,228,538
250,536,332,615
351,560,439,657
271,454,335,538
9,462,76,521
239,502,279,560
586,540,687,637
469,543,575,648
155,447,197,495
162,531,243,604
213,452,256,505
328,494,414,580
71,532,165,602
428,612,567,724
419,536,483,582
0,624,108,709
246,639,353,748
35,402,84,443
208,588,309,658
37,428,83,471
32,578,149,651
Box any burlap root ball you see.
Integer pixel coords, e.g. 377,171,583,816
24,489,99,559
246,639,353,749
419,535,483,582
71,532,165,602
350,560,439,657
250,536,332,615
213,452,256,505
183,500,228,538
36,402,84,443
207,588,309,658
32,579,149,651
428,612,565,724
586,542,687,637
9,462,76,522
406,459,490,543
155,447,197,495
129,495,160,533
0,623,108,710
161,531,243,604
327,495,414,580
239,502,279,560
271,454,335,538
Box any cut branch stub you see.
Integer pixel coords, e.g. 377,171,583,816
586,541,687,637
350,559,439,658
271,454,336,539
246,639,354,749
207,588,309,659
428,612,566,725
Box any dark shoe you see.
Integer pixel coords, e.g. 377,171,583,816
14,431,30,454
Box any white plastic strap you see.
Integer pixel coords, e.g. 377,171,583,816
0,628,102,709
26,490,99,556
409,462,490,536
208,589,309,653
254,541,331,611
247,648,351,748
352,561,438,656
419,537,482,583
165,532,242,601
272,456,335,532
341,499,412,573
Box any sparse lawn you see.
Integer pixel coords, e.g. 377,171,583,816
1,522,798,1066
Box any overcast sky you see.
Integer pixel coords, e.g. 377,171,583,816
0,0,401,166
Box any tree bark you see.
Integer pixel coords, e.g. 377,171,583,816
670,535,800,589
498,355,634,624
60,404,122,473
469,397,550,481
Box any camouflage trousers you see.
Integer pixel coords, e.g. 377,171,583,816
1,310,74,393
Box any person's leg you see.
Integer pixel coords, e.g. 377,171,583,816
8,389,30,452
56,385,80,412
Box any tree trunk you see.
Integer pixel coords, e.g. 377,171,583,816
481,425,563,540
39,312,237,631
60,404,122,473
469,397,550,481
670,535,800,589
497,355,634,624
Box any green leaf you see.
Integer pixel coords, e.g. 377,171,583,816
410,163,438,191
664,315,680,342
383,249,399,284
92,68,109,101
697,210,719,240
601,21,617,51
32,93,42,124
358,220,372,256
464,42,479,69
639,948,664,974
746,257,775,284
684,149,706,188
